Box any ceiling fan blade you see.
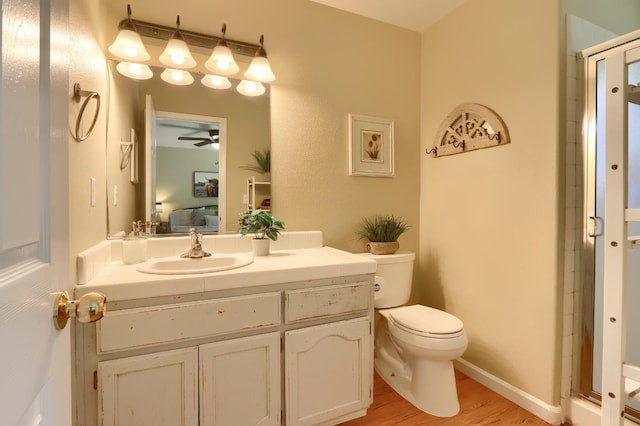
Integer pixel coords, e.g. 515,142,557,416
194,140,212,147
178,136,209,141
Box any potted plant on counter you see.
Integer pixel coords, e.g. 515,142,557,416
238,210,285,256
356,214,410,255
240,148,271,182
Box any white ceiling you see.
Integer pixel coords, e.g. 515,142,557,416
309,0,468,32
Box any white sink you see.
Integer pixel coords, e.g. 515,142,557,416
136,254,254,275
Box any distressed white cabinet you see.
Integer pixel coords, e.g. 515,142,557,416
75,276,373,426
98,347,199,426
285,318,371,426
200,333,281,426
97,334,280,426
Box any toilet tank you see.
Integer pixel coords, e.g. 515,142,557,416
357,251,415,309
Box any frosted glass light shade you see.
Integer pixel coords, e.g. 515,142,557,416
201,74,232,90
116,62,153,80
244,56,275,82
160,68,194,86
204,44,239,76
159,38,197,69
108,29,150,61
236,80,266,97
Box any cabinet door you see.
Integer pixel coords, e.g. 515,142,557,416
98,347,198,426
285,317,371,426
200,332,281,426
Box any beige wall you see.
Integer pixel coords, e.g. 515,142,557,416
266,0,421,254
420,0,563,406
68,0,109,283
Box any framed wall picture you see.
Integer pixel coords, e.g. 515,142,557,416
348,114,394,177
193,171,219,197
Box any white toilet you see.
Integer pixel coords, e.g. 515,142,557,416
358,251,468,418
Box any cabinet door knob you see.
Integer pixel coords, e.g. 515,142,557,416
53,291,107,330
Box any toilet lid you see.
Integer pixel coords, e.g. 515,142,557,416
389,305,463,335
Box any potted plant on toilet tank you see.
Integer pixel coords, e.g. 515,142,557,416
238,210,285,256
357,214,410,255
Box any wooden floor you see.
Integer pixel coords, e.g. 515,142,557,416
341,370,569,425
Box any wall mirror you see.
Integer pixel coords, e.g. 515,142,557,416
106,61,271,237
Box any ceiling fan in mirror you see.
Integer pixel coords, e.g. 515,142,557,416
178,129,220,147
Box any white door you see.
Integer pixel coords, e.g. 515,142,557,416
0,0,71,424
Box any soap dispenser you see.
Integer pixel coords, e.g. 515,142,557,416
122,221,148,264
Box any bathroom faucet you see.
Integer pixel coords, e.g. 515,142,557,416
181,228,212,258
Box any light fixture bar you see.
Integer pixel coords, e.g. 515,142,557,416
122,19,262,58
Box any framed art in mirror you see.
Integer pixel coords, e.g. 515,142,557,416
348,114,394,177
194,171,219,197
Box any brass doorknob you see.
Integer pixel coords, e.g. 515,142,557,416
53,291,107,330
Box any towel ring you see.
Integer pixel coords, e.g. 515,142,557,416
73,83,100,142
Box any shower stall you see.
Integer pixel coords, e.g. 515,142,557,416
579,29,640,425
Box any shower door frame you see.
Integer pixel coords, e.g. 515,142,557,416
579,31,640,424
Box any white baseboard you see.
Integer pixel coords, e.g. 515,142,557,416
454,358,563,425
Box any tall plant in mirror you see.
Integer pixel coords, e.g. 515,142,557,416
240,148,271,182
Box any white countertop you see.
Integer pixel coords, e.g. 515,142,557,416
76,247,376,301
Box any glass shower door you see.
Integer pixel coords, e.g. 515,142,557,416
581,41,640,421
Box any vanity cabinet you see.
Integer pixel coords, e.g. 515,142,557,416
75,275,373,426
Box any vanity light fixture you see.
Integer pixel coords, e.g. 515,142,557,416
236,80,266,97
201,74,232,90
244,35,276,82
160,68,195,86
116,62,153,80
159,16,197,69
204,24,240,76
108,13,275,95
108,5,150,61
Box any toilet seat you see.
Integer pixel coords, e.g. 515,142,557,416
387,305,464,339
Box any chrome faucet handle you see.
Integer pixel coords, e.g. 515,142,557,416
180,228,212,258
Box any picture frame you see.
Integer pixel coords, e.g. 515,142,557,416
193,171,219,197
348,114,394,177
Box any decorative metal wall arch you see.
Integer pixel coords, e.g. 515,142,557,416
426,103,509,157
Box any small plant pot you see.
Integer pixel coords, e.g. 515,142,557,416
252,238,270,256
367,241,399,255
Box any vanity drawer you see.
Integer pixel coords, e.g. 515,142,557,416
284,282,371,324
97,292,281,354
